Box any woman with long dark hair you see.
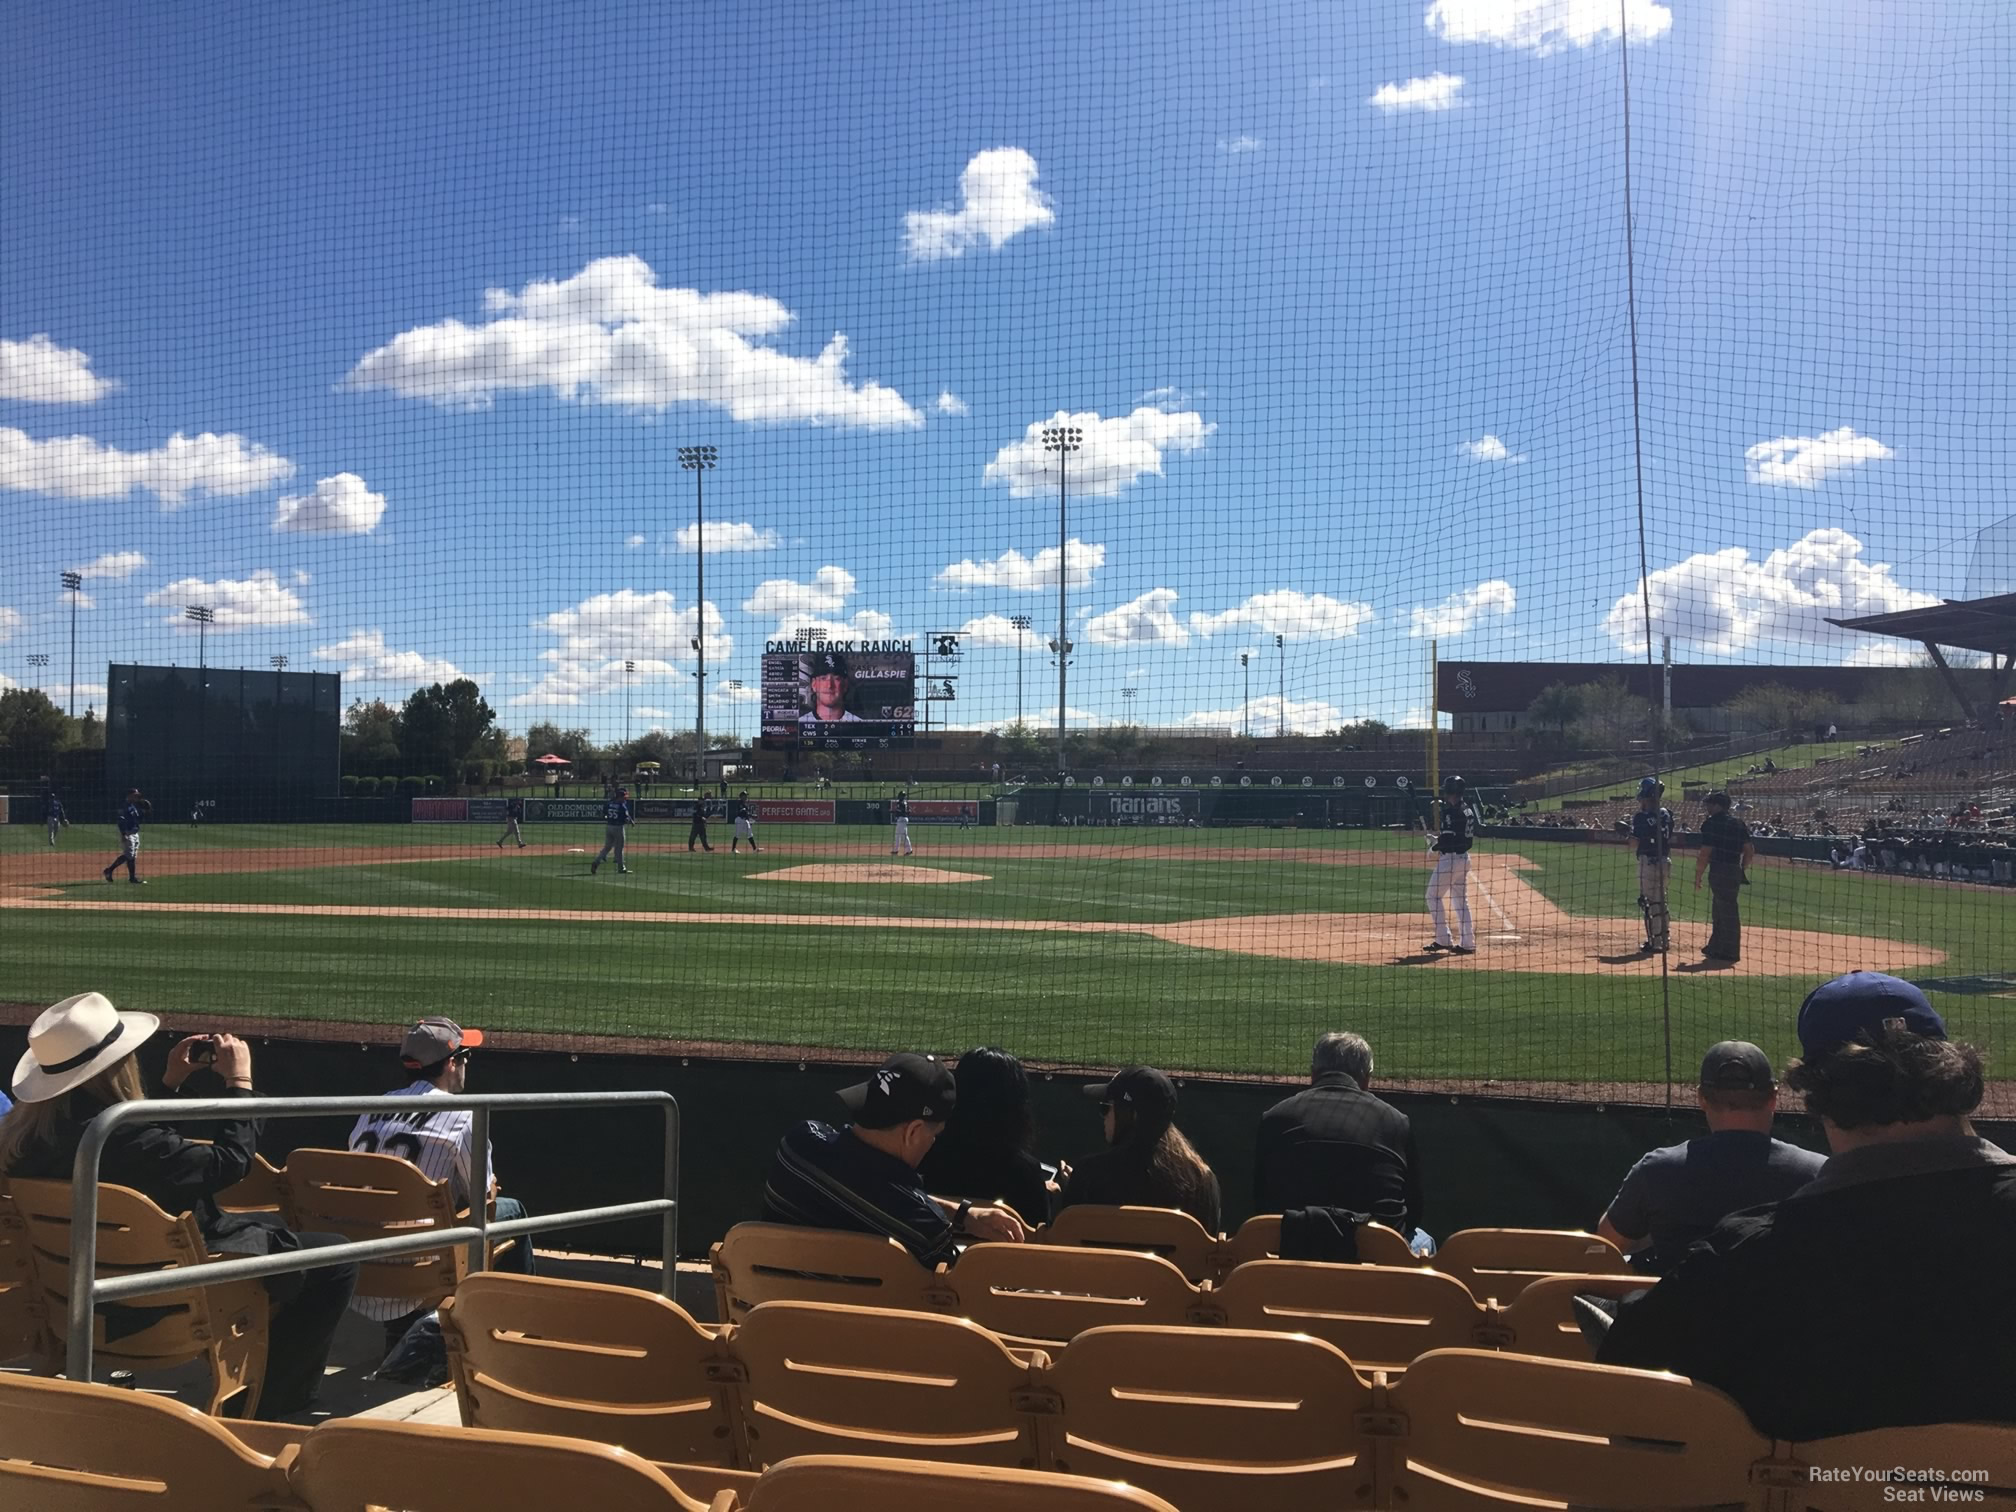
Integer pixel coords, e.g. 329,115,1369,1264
917,1046,1055,1225
1056,1065,1221,1233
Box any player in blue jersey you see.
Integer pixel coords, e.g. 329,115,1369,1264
103,788,150,884
590,788,632,875
1616,777,1675,954
43,789,68,847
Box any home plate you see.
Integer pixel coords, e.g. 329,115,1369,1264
756,864,990,885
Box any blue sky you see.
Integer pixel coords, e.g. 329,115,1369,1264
3,0,2010,740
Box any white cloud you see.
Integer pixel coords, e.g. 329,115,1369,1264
1410,579,1517,637
1189,589,1375,641
1840,641,1927,668
937,539,1105,592
0,607,21,643
633,705,677,719
1085,588,1191,647
1219,135,1263,153
1426,0,1672,55
344,254,921,429
312,628,464,685
955,613,1043,649
1370,74,1465,112
513,588,732,706
740,566,892,640
73,551,147,581
1464,434,1523,463
626,534,647,549
984,408,1213,498
0,427,295,506
144,570,310,630
1182,695,1344,736
1744,426,1893,489
960,702,1108,733
1603,528,1937,655
273,472,386,535
675,520,779,553
710,682,761,704
904,147,1055,261
936,390,969,417
0,334,119,403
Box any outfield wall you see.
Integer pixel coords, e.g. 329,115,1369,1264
409,796,994,825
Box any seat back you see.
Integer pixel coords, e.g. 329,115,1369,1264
1213,1260,1484,1372
711,1222,954,1323
1224,1213,1281,1270
1390,1349,1768,1510
440,1272,739,1465
1787,1426,2016,1511
0,1189,47,1362
744,1454,1181,1512
1490,1273,1656,1361
733,1300,1043,1468
7,1176,268,1415
215,1153,286,1215
0,1372,293,1512
1045,1325,1375,1512
278,1147,465,1310
950,1243,1201,1343
1036,1204,1220,1282
290,1418,718,1512
1429,1228,1626,1303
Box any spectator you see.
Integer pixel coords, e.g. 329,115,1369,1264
918,1047,1056,1226
346,1017,536,1351
1599,973,2016,1438
2,993,357,1421
1595,1042,1823,1273
763,1053,1026,1265
1252,1033,1428,1249
1058,1067,1222,1233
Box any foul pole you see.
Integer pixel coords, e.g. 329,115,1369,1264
1427,639,1440,829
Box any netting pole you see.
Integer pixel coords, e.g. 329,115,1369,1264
1427,639,1440,828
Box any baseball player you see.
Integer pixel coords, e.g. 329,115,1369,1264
43,789,68,847
688,798,714,852
1424,774,1476,954
729,790,759,854
890,789,914,856
590,787,632,874
495,795,526,849
103,788,150,884
798,650,864,725
1617,776,1675,953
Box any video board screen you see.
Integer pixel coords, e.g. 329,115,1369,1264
761,639,916,747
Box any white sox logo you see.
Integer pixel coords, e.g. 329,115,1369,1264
875,1069,899,1096
1457,670,1478,700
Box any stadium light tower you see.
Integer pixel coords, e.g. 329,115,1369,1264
1008,613,1032,727
725,679,744,744
624,659,636,748
185,605,214,670
1240,653,1250,737
1042,425,1082,776
679,445,717,785
1276,633,1286,739
61,570,83,715
270,654,288,671
27,653,49,689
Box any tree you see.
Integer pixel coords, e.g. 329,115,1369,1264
524,722,596,765
0,688,70,764
1571,676,1658,751
76,707,105,751
1325,718,1390,746
1725,682,1838,734
399,679,497,777
997,722,1048,770
342,698,403,769
1526,682,1587,741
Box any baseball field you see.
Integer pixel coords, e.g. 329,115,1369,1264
2,819,2009,1094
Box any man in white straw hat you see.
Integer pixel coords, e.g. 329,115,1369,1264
1,991,357,1419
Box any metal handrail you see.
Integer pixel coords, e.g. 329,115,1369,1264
62,1090,679,1385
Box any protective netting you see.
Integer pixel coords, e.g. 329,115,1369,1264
2,0,2011,1101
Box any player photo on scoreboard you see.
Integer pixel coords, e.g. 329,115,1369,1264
760,644,916,745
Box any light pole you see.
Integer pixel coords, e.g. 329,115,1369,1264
185,605,214,669
27,652,49,690
624,659,636,749
679,444,717,786
61,570,82,715
270,654,287,671
1276,633,1286,739
1008,613,1032,727
725,679,744,745
1122,686,1137,721
1042,425,1081,776
1240,653,1250,737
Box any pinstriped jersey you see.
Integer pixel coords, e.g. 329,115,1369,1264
346,1080,497,1321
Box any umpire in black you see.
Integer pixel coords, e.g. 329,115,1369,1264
688,798,714,852
1693,791,1755,964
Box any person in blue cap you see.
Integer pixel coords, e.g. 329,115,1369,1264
1616,776,1673,953
1598,972,2014,1439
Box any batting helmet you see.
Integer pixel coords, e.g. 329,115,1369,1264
1440,774,1465,795
1638,776,1664,800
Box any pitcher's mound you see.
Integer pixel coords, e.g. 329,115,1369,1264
756,864,990,885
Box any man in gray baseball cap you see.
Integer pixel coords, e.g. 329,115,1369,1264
1595,1039,1823,1272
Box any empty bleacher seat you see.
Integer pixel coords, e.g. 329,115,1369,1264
1211,1259,1486,1373
1034,1203,1221,1282
950,1242,1205,1343
1428,1228,1628,1303
277,1147,479,1321
1490,1273,1656,1362
742,1454,1180,1512
711,1222,956,1323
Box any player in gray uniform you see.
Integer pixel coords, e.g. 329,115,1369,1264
890,789,914,856
729,792,759,854
43,790,68,847
495,795,526,849
1617,776,1674,953
590,788,632,874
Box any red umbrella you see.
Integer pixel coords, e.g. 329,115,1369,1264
534,753,572,765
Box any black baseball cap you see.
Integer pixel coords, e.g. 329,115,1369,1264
1797,972,1947,1059
1698,1040,1775,1093
1083,1065,1178,1118
1703,790,1732,809
838,1053,956,1129
803,651,852,679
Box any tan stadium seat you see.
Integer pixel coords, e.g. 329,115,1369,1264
950,1242,1203,1344
1210,1259,1485,1373
1429,1227,1628,1303
1489,1272,1656,1361
440,1272,741,1465
0,1370,294,1511
743,1454,1181,1512
215,1152,286,1216
289,1417,731,1512
1388,1349,1770,1510
1043,1324,1376,1512
711,1222,956,1323
0,1188,49,1364
8,1176,268,1417
1220,1215,1419,1276
1786,1426,2016,1511
733,1299,1045,1468
1356,1222,1423,1268
277,1148,482,1321
1036,1204,1221,1282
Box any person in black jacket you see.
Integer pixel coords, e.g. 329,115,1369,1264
917,1047,1056,1226
1058,1066,1221,1233
2,992,357,1420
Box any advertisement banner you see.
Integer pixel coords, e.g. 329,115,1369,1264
528,798,613,822
753,798,835,824
1089,790,1198,825
909,798,981,825
465,798,507,821
410,797,469,822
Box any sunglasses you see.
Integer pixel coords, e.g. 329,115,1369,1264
449,1048,475,1065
